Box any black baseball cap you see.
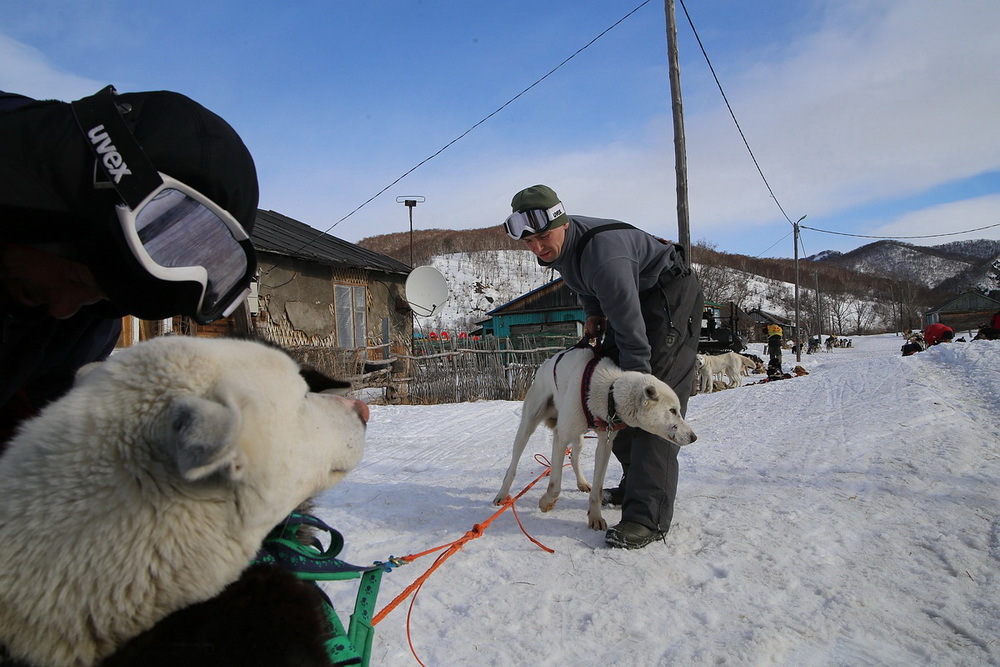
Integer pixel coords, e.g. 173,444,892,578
0,86,259,321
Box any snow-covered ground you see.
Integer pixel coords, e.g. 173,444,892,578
317,334,1000,666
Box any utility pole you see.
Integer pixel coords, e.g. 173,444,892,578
793,215,806,362
664,0,690,259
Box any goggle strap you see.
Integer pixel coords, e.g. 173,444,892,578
71,85,163,209
546,202,565,221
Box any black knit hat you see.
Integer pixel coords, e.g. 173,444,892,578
0,86,259,321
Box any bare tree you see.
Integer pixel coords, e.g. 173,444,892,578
694,262,730,305
825,290,854,335
848,291,878,334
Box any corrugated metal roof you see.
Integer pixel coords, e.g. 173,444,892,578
251,209,411,276
927,290,1000,314
486,278,566,315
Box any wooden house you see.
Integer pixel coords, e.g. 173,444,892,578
745,308,798,344
478,278,584,345
118,209,412,377
922,290,1000,332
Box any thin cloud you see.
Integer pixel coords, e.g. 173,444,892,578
2,1,997,258
685,0,1000,229
0,35,100,100
871,195,1000,243
357,0,1000,250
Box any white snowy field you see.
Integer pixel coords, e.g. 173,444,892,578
316,334,1000,666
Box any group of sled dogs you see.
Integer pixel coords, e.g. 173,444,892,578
694,351,765,394
0,334,769,665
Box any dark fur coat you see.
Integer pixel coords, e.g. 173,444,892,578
100,564,335,667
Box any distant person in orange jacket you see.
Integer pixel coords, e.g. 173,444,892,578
923,323,954,346
764,323,783,377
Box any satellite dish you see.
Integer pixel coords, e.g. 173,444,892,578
405,266,449,317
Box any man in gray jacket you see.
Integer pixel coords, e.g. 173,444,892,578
503,184,703,549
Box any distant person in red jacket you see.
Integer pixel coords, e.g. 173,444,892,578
923,323,954,346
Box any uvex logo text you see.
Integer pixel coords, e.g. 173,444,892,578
87,125,132,183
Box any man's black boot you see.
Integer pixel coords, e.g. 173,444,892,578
605,521,666,549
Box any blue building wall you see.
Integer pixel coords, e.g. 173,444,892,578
482,308,585,338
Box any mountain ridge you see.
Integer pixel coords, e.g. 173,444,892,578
810,238,1000,292
361,227,999,294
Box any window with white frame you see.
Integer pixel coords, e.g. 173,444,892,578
334,284,367,348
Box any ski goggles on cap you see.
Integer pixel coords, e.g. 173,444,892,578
503,202,566,240
70,86,256,324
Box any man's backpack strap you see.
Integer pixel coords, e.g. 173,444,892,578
574,222,639,264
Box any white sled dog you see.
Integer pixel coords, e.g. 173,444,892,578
697,351,755,392
493,346,696,531
0,337,368,667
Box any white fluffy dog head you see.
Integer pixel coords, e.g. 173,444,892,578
611,372,697,446
0,336,367,666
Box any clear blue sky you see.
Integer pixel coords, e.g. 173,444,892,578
3,1,998,258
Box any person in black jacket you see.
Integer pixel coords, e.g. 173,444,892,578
0,86,258,445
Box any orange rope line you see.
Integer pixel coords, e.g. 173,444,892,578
371,452,566,627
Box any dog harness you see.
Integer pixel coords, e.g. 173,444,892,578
551,336,593,391
551,338,624,432
580,355,623,431
253,513,401,666
579,354,602,429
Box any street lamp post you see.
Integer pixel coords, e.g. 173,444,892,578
396,196,425,267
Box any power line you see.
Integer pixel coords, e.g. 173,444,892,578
317,0,653,237
261,2,653,272
754,230,793,258
678,0,997,253
801,221,1000,240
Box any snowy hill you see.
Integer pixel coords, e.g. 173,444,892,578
820,240,975,289
416,250,886,335
418,252,804,334
417,250,555,334
400,235,999,335
935,238,1000,261
815,239,1000,291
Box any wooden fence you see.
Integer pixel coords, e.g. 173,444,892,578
286,335,580,404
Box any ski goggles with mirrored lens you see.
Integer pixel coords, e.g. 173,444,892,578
115,174,253,320
503,202,566,240
71,85,256,324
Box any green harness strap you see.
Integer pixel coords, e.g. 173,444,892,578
253,513,402,667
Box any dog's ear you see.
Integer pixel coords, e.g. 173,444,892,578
299,367,352,396
156,396,246,482
644,385,659,401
